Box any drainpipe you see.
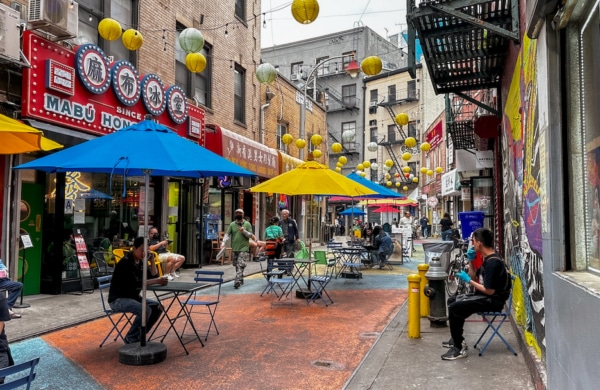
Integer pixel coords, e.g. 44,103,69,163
260,102,270,144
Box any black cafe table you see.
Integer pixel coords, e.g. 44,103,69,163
290,258,317,299
147,281,207,355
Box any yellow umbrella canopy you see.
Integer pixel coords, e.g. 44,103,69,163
0,114,63,154
250,160,377,196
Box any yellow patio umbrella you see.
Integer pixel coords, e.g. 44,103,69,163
249,160,377,197
0,113,63,154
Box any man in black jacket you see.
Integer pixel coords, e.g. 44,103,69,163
279,209,299,257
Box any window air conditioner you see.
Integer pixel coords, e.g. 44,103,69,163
369,101,378,107
0,3,21,61
290,73,299,81
28,0,78,40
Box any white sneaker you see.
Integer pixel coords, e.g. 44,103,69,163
167,274,174,281
171,272,180,278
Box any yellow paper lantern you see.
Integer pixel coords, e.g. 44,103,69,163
385,159,394,168
282,133,293,145
360,56,382,76
336,162,343,167
98,18,122,41
420,167,428,174
401,152,412,161
335,167,341,172
331,142,343,153
359,171,367,177
395,113,409,126
405,137,417,148
435,166,444,173
185,53,206,73
402,166,411,173
357,163,364,171
403,186,409,191
310,134,323,146
338,155,347,165
413,177,419,183
363,161,371,169
427,169,434,176
386,181,392,187
312,149,322,158
122,29,143,51
385,173,391,180
295,139,306,149
420,142,431,152
395,182,401,187
291,0,320,24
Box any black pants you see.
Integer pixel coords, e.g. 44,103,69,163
447,294,503,346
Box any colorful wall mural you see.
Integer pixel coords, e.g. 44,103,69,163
502,34,546,359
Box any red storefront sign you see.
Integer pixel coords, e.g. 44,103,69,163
426,120,443,149
204,124,278,178
21,31,205,143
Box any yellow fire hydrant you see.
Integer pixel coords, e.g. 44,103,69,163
407,274,421,338
418,263,430,317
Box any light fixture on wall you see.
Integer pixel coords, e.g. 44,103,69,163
69,1,75,10
224,24,229,37
88,13,93,22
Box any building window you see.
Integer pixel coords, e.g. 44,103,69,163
234,64,245,124
388,85,396,102
370,127,378,142
408,80,417,99
370,89,378,105
342,122,356,150
307,132,315,152
175,24,212,107
387,125,396,143
408,122,417,138
291,62,303,79
277,123,287,151
316,56,329,76
342,84,356,107
342,51,354,68
235,0,245,20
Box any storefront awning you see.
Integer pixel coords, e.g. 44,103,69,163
455,149,494,172
204,124,279,178
278,151,303,173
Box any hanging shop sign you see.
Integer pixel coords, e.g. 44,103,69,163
426,120,443,149
21,31,205,142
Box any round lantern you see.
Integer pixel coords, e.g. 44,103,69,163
395,113,409,126
405,137,417,148
291,0,320,24
383,165,391,171
179,28,205,53
310,134,323,146
338,155,347,164
395,182,401,188
256,63,277,84
420,167,428,174
386,181,392,187
282,133,293,145
363,161,371,169
370,162,378,171
357,163,364,171
385,159,394,168
331,142,343,153
401,152,412,161
367,141,378,152
394,172,400,178
404,173,410,178
295,139,307,149
409,174,414,179
312,149,322,158
122,29,143,50
403,186,409,191
336,162,343,167
420,142,431,152
413,177,419,183
360,56,382,76
427,169,434,176
435,166,444,173
185,52,206,73
359,171,367,177
98,18,122,41
335,167,341,172
342,130,356,142
402,166,411,173
385,173,391,180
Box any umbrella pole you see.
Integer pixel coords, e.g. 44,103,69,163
140,172,150,346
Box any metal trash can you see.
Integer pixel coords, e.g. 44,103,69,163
422,240,454,271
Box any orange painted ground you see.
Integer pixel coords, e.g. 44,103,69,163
42,289,406,389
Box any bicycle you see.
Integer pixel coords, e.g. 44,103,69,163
445,238,471,296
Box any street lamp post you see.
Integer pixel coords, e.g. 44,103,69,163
298,55,360,160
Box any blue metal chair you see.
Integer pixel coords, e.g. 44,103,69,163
184,270,224,341
474,275,518,356
306,260,336,306
0,357,40,389
97,275,133,347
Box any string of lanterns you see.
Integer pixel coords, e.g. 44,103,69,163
279,133,328,163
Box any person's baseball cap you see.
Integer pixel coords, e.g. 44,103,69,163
234,209,244,214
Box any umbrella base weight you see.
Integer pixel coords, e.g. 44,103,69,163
119,342,167,366
296,288,313,299
340,272,362,279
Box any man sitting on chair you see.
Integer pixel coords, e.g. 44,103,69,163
372,226,393,269
148,227,185,280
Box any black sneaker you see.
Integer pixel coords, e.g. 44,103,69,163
234,282,240,289
441,346,468,360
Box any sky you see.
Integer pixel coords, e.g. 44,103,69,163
261,0,408,48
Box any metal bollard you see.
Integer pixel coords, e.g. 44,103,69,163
407,274,421,338
417,263,430,318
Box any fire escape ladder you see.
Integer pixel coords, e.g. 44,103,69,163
383,105,408,140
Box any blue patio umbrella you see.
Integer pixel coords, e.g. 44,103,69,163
339,207,366,216
15,119,255,357
346,173,405,199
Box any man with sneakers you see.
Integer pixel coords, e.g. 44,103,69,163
222,209,253,289
441,228,511,360
148,227,185,280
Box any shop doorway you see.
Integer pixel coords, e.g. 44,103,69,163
167,180,201,267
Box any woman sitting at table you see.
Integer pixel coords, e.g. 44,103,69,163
263,216,284,259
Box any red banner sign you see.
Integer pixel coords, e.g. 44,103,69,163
426,120,443,149
21,31,205,143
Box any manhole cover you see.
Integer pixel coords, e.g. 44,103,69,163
256,318,276,323
311,360,345,370
360,332,379,338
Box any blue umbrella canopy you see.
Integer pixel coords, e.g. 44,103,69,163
346,172,404,198
339,207,366,216
14,120,255,178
